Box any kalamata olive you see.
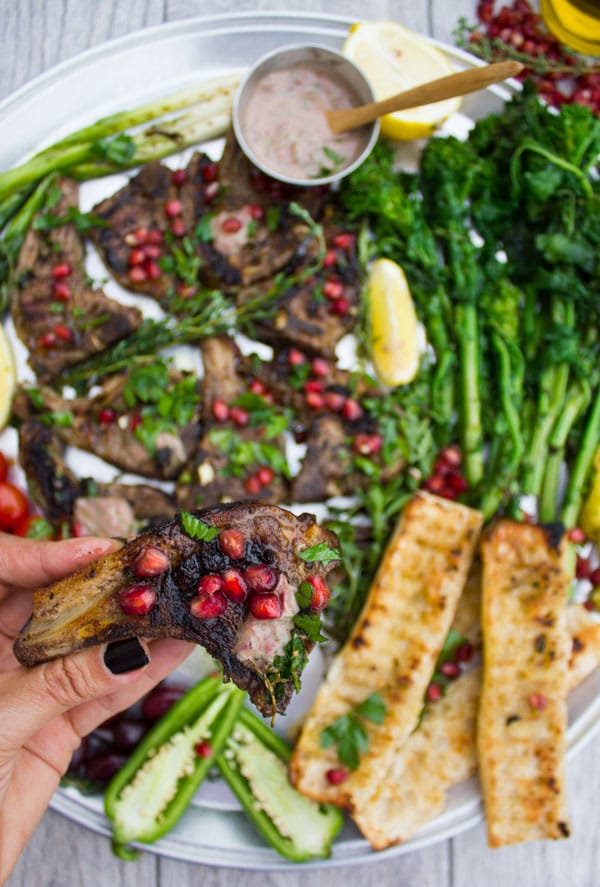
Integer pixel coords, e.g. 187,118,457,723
84,751,128,786
112,717,147,751
66,736,89,775
141,684,187,723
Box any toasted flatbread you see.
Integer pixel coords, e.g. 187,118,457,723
289,492,482,806
477,520,571,847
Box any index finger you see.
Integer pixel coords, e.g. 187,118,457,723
0,535,121,600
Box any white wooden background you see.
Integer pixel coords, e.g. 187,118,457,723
2,1,600,885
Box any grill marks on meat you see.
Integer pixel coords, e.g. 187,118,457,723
14,370,201,481
12,179,141,381
177,337,288,510
18,420,176,535
13,503,339,716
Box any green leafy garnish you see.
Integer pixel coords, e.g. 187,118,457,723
93,133,136,165
293,613,327,643
320,693,387,770
298,543,341,565
180,511,221,542
295,581,314,609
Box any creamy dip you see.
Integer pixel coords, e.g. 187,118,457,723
242,65,365,181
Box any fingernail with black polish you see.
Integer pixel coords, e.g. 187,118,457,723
104,638,149,675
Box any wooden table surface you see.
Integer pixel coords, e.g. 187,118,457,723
2,1,600,885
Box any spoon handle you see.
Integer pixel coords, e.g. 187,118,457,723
327,60,523,134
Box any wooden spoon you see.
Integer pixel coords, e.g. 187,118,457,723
326,60,523,134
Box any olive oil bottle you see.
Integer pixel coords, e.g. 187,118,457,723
541,0,600,55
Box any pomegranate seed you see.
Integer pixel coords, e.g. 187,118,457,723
425,475,445,494
131,546,170,578
171,168,187,186
440,661,460,678
219,529,245,559
311,357,330,377
197,574,224,595
353,433,383,456
51,262,72,279
326,767,348,784
165,199,182,218
249,592,282,620
53,281,71,301
448,473,468,494
98,408,116,424
38,331,56,349
221,216,242,233
576,556,591,579
190,590,227,619
440,486,458,500
221,568,249,602
332,297,350,315
589,567,600,587
202,161,219,182
324,390,346,412
53,323,73,341
176,283,197,299
528,693,547,711
244,564,278,593
212,399,229,422
128,248,145,266
568,527,586,544
342,399,363,422
143,244,162,259
130,412,142,431
204,181,219,203
129,266,148,283
230,406,249,427
304,379,324,394
145,260,161,280
426,682,442,702
332,232,354,249
456,642,473,663
287,348,306,365
147,228,163,245
257,465,275,487
249,379,266,395
171,217,186,237
133,227,149,244
305,391,325,410
439,445,462,467
323,249,337,268
244,474,262,495
249,203,264,220
71,521,85,538
195,741,213,758
323,278,344,300
118,584,157,616
306,574,331,611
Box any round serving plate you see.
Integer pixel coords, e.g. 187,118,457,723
2,10,600,871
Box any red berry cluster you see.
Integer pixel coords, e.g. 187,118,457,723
423,446,468,500
470,1,600,114
126,226,164,283
38,263,76,349
286,348,364,421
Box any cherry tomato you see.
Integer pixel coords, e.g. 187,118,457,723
0,452,8,483
13,514,55,539
0,482,29,531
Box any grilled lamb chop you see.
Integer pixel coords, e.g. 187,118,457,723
13,365,201,481
11,178,141,382
177,337,289,510
18,420,176,535
13,503,339,717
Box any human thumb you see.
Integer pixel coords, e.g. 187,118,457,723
0,638,149,752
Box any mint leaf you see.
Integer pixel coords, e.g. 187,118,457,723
355,692,386,725
295,581,314,610
293,613,327,643
298,543,341,565
319,693,387,769
181,511,221,542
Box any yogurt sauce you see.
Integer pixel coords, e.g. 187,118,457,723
242,64,365,181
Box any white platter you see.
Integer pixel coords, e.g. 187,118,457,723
2,9,600,871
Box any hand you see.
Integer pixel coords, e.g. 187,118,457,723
0,534,193,882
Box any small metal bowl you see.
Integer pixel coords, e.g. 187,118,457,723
232,44,379,188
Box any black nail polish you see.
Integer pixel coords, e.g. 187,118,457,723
104,637,149,674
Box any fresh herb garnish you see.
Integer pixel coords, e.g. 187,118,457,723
295,581,314,609
39,410,74,428
293,612,327,643
180,511,221,542
207,428,291,479
92,133,136,165
298,542,341,565
320,693,386,770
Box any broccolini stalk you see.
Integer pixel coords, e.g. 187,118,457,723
561,387,600,529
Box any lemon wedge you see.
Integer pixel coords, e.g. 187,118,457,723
343,20,461,140
0,325,16,429
367,258,419,386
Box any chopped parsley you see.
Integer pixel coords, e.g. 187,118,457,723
320,693,387,770
298,542,341,565
180,511,221,542
207,428,291,479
